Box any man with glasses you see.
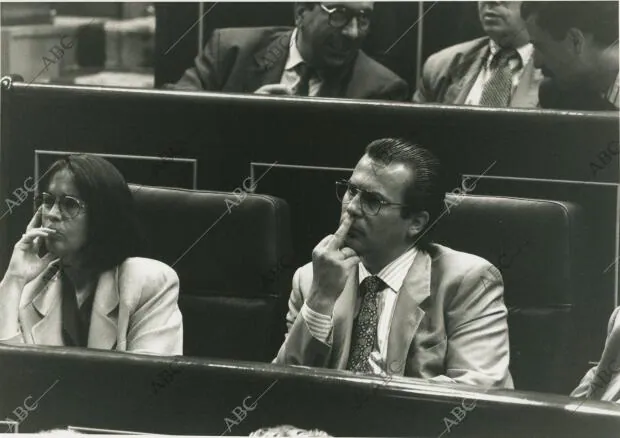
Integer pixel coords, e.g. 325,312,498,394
275,138,513,389
169,3,408,100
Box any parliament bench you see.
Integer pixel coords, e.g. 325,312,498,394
0,344,619,436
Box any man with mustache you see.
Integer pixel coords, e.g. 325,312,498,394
169,3,408,101
413,1,542,108
274,138,513,389
521,2,619,111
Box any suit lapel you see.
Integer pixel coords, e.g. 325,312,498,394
331,266,359,368
242,31,292,93
449,45,489,105
385,250,432,376
87,266,119,350
25,265,64,345
510,57,543,108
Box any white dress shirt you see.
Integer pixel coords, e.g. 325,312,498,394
301,246,418,362
280,29,323,96
465,41,534,106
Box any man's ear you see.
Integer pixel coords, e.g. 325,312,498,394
566,27,586,55
294,2,315,26
408,211,430,240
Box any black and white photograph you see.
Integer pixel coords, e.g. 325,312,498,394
0,1,619,436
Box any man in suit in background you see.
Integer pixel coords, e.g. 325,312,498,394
413,1,542,108
571,307,620,402
169,2,408,101
275,138,513,389
521,2,619,111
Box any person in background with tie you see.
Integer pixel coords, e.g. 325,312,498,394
521,1,619,111
413,1,542,108
168,3,408,100
274,138,513,389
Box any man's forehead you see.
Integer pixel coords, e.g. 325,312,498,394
323,2,374,11
351,155,413,192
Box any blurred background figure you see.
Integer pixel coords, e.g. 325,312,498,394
0,2,155,87
522,1,619,111
413,1,542,108
168,2,409,100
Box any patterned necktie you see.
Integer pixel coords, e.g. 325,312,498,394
346,275,386,372
295,63,314,96
479,49,519,107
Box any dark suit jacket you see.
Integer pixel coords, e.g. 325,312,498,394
274,244,513,389
413,36,543,108
170,26,409,101
538,77,620,111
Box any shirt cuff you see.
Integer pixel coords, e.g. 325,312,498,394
301,303,333,344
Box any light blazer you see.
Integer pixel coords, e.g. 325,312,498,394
412,37,543,108
571,307,620,402
275,243,513,389
0,257,183,355
170,27,409,101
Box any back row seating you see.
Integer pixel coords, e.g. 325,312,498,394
131,185,584,394
129,185,294,362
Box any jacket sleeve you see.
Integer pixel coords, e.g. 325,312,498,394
273,268,333,367
377,78,410,102
439,263,513,388
571,307,620,399
167,30,224,91
412,54,438,103
126,263,183,355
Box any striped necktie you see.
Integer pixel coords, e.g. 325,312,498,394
479,49,519,107
346,275,386,373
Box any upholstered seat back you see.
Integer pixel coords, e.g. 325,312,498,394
432,194,585,393
130,185,293,361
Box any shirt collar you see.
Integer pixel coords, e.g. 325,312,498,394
358,246,418,294
285,28,305,71
488,39,533,69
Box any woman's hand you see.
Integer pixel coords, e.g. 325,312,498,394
5,208,58,284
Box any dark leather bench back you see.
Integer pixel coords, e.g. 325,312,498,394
1,345,619,436
130,185,293,361
432,194,585,393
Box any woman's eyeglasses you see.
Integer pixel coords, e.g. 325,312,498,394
35,192,86,219
319,4,372,32
335,179,407,216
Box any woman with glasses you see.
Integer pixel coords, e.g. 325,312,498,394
0,154,182,354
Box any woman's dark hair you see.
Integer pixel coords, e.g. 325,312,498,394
41,154,144,274
365,138,449,250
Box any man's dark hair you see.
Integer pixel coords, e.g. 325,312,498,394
521,1,619,47
365,138,447,249
41,154,144,274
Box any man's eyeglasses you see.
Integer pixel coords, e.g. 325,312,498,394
336,180,407,216
35,192,86,219
319,4,372,32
